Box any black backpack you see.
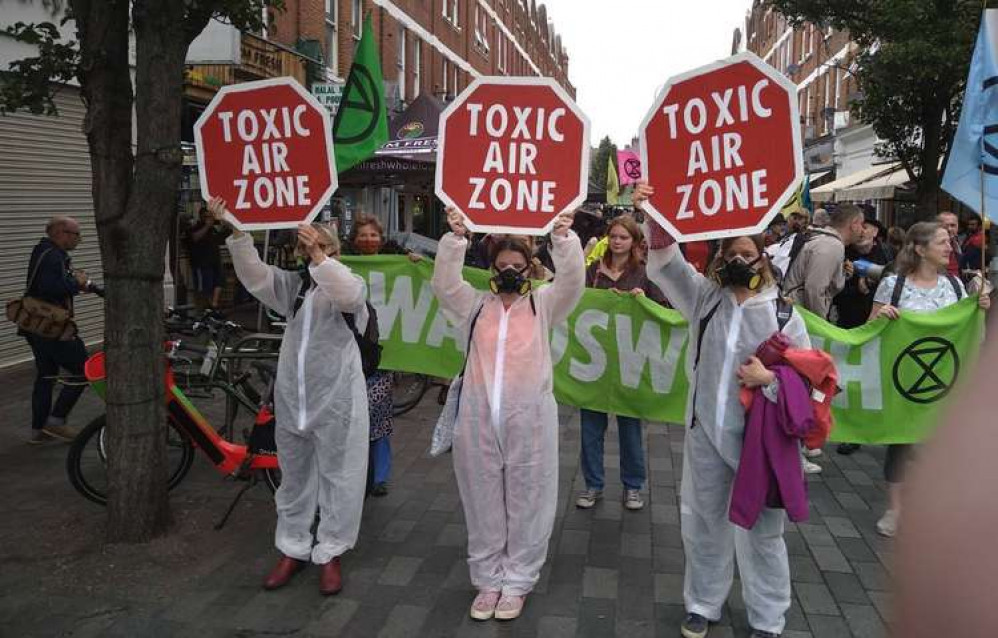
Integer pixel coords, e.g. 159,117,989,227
291,274,383,377
889,274,963,308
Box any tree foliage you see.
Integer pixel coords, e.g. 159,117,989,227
589,135,618,193
768,0,982,216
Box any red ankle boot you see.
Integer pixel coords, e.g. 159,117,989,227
319,557,342,595
263,556,306,590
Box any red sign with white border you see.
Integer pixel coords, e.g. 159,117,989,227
639,52,803,242
194,77,337,231
435,76,590,236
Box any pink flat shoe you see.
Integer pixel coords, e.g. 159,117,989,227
494,593,526,620
469,590,501,621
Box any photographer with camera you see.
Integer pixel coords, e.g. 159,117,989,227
20,217,98,444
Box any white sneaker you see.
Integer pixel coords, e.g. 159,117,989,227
803,459,823,474
803,447,823,458
576,489,602,509
623,489,645,511
877,510,899,538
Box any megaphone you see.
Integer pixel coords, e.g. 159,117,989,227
853,259,886,281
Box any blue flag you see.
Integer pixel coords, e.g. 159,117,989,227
942,10,998,219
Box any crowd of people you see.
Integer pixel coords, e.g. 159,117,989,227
18,188,992,637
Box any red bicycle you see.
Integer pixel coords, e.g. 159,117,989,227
66,322,282,508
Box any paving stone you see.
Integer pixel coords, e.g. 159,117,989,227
823,516,862,539
806,613,853,638
578,597,616,638
536,615,578,638
810,545,853,573
824,572,871,605
376,604,429,638
304,599,360,637
795,583,840,616
854,562,890,591
835,491,871,511
866,590,893,622
653,573,684,605
652,547,685,574
435,523,466,547
582,566,618,600
620,533,652,559
789,555,824,584
840,603,887,638
837,537,879,563
378,519,417,543
558,529,590,555
797,523,836,548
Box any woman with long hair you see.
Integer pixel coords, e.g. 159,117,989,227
869,221,991,537
431,207,584,622
635,182,811,638
575,215,668,512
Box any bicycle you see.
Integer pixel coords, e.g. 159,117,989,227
66,322,282,509
163,309,280,439
391,372,451,416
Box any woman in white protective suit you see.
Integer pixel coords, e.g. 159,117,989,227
432,207,584,622
634,183,810,638
208,198,369,596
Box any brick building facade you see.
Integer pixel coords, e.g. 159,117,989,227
267,0,574,111
744,2,859,174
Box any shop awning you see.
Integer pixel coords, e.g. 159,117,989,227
807,170,832,185
372,93,445,161
810,164,898,203
838,165,913,201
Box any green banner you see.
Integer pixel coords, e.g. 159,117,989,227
340,256,984,444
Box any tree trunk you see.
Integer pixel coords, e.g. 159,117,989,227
71,0,197,542
916,104,945,221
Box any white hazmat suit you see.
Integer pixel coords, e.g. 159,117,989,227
646,243,810,635
227,234,369,565
431,230,585,596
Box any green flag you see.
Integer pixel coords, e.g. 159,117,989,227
606,154,619,205
333,15,388,173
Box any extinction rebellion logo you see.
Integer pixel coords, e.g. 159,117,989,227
892,337,960,404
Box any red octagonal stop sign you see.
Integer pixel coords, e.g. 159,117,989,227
639,53,803,242
436,77,590,236
195,77,337,230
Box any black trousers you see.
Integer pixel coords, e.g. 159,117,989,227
883,444,912,484
25,334,88,430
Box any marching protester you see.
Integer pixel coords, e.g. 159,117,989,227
187,204,228,311
635,183,811,638
959,212,986,275
937,211,963,278
576,214,668,511
348,214,422,497
834,209,894,455
208,198,369,595
868,221,991,538
779,204,864,473
20,217,96,444
431,206,584,622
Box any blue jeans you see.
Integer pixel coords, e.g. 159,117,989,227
26,335,88,430
368,435,391,486
579,409,646,491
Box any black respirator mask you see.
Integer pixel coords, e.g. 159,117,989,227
717,255,764,291
490,266,532,295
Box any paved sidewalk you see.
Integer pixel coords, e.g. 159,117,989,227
0,362,892,637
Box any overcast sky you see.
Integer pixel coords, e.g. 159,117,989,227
540,0,753,149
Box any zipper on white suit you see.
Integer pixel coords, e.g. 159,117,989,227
715,303,743,431
296,292,314,431
490,305,510,433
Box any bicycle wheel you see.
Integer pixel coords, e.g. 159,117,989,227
262,467,282,494
391,372,429,416
66,414,196,506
